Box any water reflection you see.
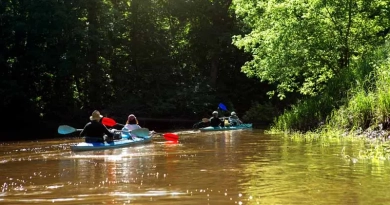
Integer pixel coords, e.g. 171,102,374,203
1,130,390,204
239,134,390,204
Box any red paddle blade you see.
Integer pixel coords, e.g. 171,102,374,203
102,117,117,127
163,133,179,141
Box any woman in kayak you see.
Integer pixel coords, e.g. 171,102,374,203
209,111,224,127
229,112,243,126
80,110,114,143
121,114,142,139
124,114,141,130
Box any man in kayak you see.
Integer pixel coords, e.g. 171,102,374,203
80,110,114,143
229,111,243,126
210,111,224,127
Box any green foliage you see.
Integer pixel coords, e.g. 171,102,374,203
231,0,390,133
242,102,279,123
270,41,390,133
2,0,271,134
270,95,333,132
327,91,375,131
232,0,390,99
231,0,390,161
325,43,390,132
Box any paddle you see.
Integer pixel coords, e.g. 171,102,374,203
102,117,124,127
57,125,150,137
125,128,150,138
58,125,83,134
154,132,179,141
101,117,179,141
218,103,234,126
218,103,228,111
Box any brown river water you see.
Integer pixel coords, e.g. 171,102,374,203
1,129,390,205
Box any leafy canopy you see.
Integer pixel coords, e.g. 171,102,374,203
232,0,390,99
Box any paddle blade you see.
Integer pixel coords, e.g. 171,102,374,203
218,103,228,111
58,125,77,135
102,117,117,127
132,128,150,137
163,133,179,141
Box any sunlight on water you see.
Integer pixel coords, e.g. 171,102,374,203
1,131,390,204
111,190,185,197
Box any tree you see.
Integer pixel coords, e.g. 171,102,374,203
232,0,390,99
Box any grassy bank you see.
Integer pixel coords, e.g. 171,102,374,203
267,42,390,161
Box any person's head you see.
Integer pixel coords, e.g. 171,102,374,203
126,114,139,125
90,110,103,121
231,112,237,116
212,111,218,117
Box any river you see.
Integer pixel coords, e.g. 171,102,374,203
1,129,390,204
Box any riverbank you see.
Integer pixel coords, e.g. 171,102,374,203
267,122,390,161
266,42,390,160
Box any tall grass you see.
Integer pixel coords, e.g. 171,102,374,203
374,59,390,124
268,96,332,133
267,42,390,160
267,65,357,134
327,90,375,131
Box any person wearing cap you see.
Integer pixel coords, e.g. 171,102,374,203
229,111,243,126
80,110,114,143
121,114,142,139
209,111,224,127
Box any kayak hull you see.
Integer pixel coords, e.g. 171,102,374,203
199,123,253,132
70,136,152,152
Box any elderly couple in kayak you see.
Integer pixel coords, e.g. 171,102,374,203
80,110,144,143
193,111,243,129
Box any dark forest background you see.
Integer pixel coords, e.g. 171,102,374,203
1,0,290,140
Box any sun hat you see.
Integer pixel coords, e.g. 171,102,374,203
231,112,237,116
90,110,103,121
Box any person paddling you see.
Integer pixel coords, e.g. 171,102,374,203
229,111,243,126
80,110,114,143
209,111,224,127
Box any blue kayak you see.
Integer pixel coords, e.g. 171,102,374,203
199,123,253,132
70,136,152,151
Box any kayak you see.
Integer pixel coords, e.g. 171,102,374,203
70,136,152,152
199,123,253,132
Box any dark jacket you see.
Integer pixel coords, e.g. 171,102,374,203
80,120,113,140
209,117,223,127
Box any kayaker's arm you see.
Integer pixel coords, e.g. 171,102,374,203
79,123,90,136
102,124,114,138
219,118,225,127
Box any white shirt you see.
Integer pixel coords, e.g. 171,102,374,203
121,124,142,139
124,124,141,131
